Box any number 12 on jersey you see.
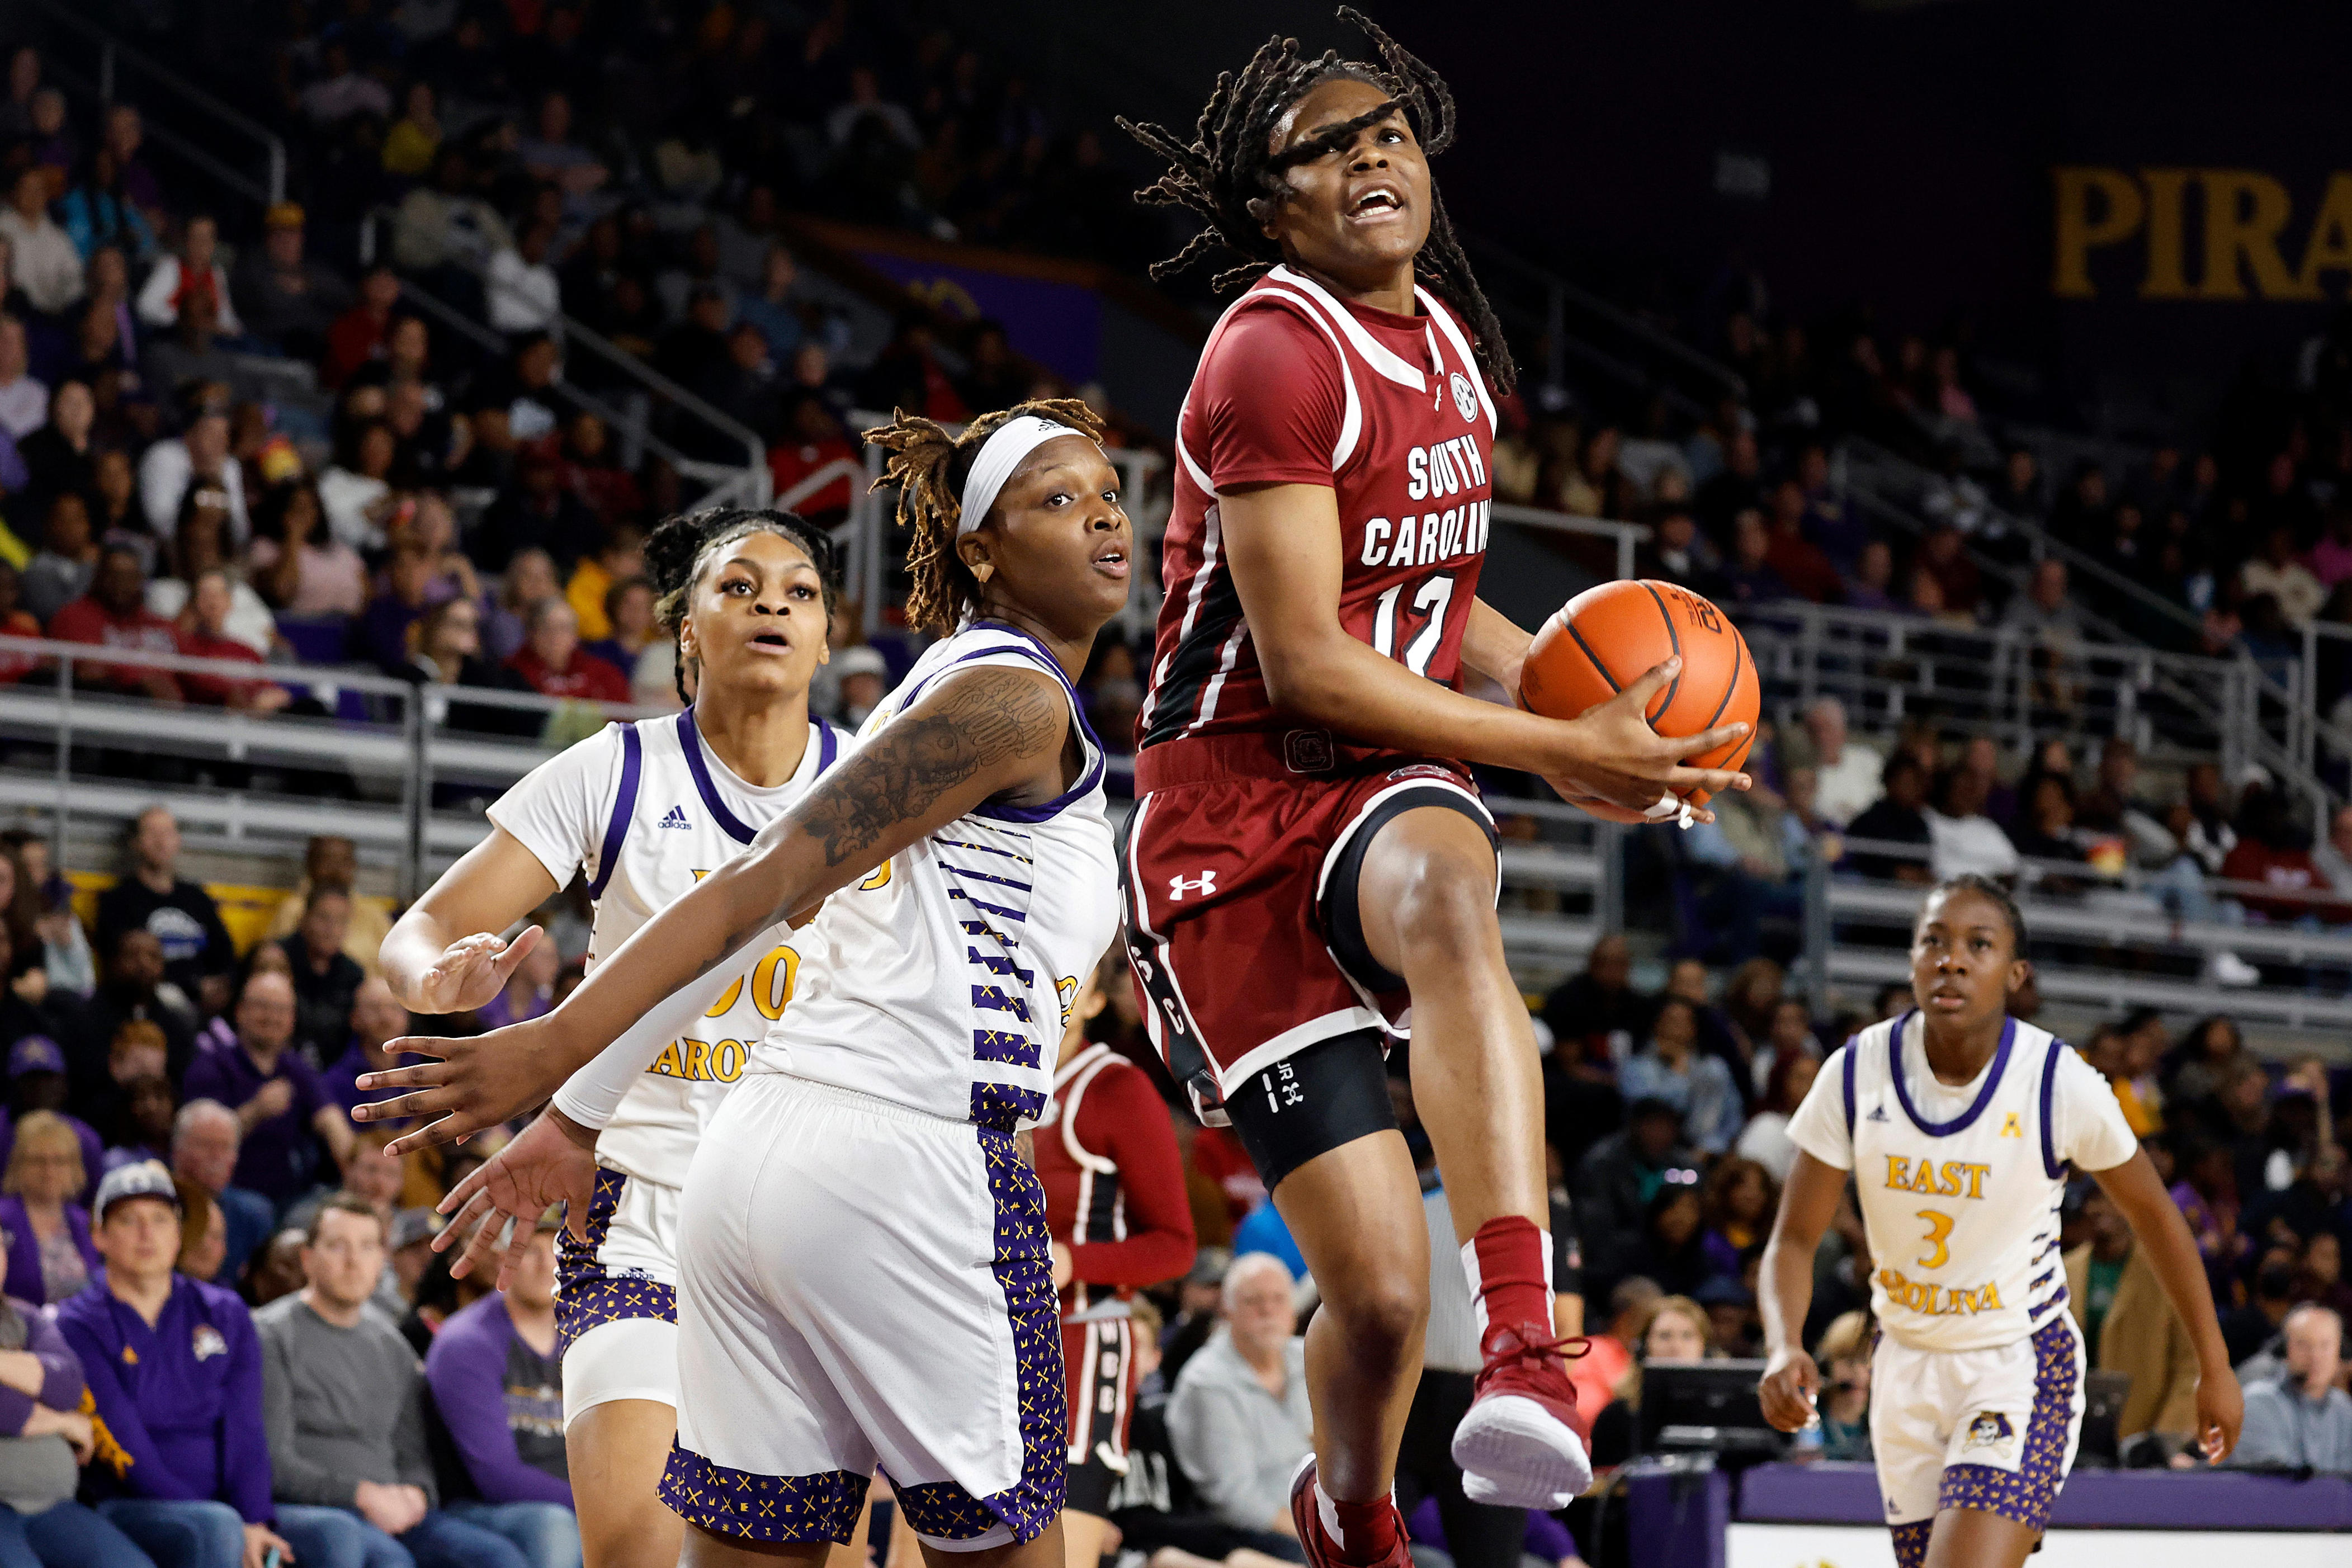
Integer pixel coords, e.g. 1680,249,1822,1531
1371,571,1456,677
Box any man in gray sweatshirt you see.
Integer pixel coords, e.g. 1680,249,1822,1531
1168,1251,1315,1544
255,1193,532,1568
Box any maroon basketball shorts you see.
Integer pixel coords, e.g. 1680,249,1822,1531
1120,747,1496,1182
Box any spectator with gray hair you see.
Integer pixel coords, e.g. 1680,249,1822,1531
167,1101,271,1286
1167,1252,1313,1558
2233,1303,2352,1473
1796,697,1883,827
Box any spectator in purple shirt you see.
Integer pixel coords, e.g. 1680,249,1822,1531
0,1210,153,1567
322,979,425,1131
424,1211,577,1568
0,1111,100,1307
58,1161,366,1568
180,972,355,1211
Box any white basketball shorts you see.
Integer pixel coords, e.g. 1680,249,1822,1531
556,1163,686,1423
1871,1312,2086,1531
659,1073,1065,1551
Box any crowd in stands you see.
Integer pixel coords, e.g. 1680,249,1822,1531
0,790,2323,1566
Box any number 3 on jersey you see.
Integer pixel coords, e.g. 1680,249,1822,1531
1915,1208,1954,1271
1371,571,1456,677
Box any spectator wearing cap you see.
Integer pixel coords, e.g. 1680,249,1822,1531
385,1210,440,1316
0,1111,99,1307
0,169,82,318
134,215,240,338
258,1196,528,1568
229,205,352,363
424,1210,579,1568
1574,1099,1698,1303
0,1193,152,1568
267,890,364,1060
169,1102,272,1288
94,809,232,1010
1166,1252,1312,1553
182,971,355,1211
3,1040,105,1197
61,1162,360,1568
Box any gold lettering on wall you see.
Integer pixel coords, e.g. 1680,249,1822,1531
2054,165,2352,301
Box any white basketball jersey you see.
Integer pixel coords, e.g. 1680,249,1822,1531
487,708,846,1186
1786,1013,2136,1353
751,624,1119,1130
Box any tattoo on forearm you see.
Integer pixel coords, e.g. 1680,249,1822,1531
797,669,1064,868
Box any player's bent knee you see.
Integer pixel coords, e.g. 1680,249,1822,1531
1321,1273,1429,1367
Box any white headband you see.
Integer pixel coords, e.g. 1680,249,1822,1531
957,416,1100,537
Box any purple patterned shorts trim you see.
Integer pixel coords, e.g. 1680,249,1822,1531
660,1444,869,1544
554,1167,676,1357
1934,1315,2079,1532
890,1126,1065,1545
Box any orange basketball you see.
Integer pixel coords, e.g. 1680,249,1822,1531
1518,579,1759,823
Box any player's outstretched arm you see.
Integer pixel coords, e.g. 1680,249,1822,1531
1756,1151,1845,1432
1220,484,1750,813
357,665,1073,1149
379,829,559,1014
2091,1147,2244,1463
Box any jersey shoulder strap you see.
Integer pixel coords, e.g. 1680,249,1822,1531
585,720,645,900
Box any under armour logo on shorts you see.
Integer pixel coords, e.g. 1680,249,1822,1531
1169,871,1217,901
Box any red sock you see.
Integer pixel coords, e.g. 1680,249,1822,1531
1464,1215,1552,1340
1315,1484,1404,1565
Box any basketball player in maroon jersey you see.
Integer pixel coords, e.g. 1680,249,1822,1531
1119,13,1751,1567
1035,963,1197,1568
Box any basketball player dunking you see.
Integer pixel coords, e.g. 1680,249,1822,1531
1118,12,1752,1566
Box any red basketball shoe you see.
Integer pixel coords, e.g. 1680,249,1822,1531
1452,1321,1593,1509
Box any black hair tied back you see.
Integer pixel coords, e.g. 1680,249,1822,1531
644,504,840,707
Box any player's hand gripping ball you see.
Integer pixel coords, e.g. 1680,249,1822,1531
1519,579,1760,824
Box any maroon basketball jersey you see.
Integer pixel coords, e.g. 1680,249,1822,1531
1139,263,1498,754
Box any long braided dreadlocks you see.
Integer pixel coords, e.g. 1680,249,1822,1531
1118,6,1516,394
862,398,1109,637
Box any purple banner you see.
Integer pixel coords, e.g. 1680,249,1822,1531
853,250,1103,386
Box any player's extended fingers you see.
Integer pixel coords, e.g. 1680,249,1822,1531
487,925,544,984
1663,763,1753,799
1613,655,1682,711
1664,719,1753,764
452,1202,515,1282
384,1108,491,1158
492,1211,538,1292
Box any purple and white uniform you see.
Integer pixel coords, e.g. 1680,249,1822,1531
487,708,843,1422
1786,1013,2136,1558
550,622,1117,1552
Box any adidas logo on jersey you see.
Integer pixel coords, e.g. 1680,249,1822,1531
658,805,692,830
1867,1105,1889,1122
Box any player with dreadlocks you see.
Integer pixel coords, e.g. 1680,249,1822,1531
1117,11,1753,1562
378,504,849,1568
363,398,1135,1568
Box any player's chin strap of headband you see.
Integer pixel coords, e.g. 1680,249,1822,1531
956,416,1101,538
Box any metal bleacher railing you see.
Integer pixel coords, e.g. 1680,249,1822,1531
0,634,664,901
23,0,287,208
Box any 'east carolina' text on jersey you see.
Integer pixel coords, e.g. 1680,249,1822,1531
750,624,1120,1130
1141,263,1498,752
487,709,844,1187
1786,1014,2137,1354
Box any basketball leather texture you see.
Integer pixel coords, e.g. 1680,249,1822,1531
1518,579,1759,821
